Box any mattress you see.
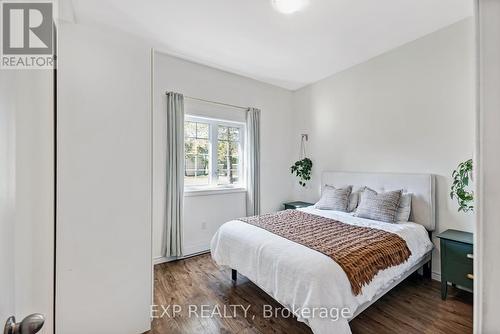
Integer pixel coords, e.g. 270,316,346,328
210,206,434,334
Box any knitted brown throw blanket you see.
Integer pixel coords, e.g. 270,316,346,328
239,209,411,295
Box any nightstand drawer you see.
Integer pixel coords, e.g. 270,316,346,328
441,240,473,290
443,240,473,264
441,260,473,289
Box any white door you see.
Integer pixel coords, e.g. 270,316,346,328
0,69,55,332
55,22,152,334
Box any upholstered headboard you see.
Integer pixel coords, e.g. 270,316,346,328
321,171,436,231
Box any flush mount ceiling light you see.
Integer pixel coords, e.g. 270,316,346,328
271,0,310,15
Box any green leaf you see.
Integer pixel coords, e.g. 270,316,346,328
291,157,313,187
450,159,474,213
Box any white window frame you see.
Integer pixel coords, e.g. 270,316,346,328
184,115,245,194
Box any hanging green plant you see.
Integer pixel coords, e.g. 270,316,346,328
291,158,313,187
450,158,474,212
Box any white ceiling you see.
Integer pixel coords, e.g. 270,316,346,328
70,0,473,90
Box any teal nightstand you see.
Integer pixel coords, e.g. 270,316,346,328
283,201,314,210
437,229,473,300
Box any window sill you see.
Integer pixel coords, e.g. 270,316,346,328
184,187,247,197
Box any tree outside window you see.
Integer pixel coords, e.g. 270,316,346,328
184,117,243,189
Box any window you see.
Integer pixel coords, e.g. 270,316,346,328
184,121,210,186
184,116,244,191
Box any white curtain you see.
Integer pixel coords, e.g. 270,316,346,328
164,92,184,257
246,108,261,216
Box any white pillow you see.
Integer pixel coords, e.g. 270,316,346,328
395,192,412,222
347,187,364,212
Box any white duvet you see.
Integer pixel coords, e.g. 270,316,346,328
210,206,433,334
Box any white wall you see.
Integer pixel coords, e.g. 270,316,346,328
183,192,247,255
153,52,294,260
291,18,475,277
57,22,152,334
477,0,500,331
0,72,16,328
0,70,54,333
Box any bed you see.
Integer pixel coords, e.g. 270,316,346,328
210,171,435,334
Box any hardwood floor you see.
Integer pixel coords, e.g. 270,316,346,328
150,253,472,334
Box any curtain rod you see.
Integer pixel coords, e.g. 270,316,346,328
166,91,248,111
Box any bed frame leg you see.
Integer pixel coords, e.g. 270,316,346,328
231,269,237,282
423,231,433,279
423,260,432,279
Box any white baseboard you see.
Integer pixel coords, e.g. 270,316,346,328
153,242,210,265
153,256,171,265
432,271,441,282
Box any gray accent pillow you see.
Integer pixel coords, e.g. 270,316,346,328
315,185,352,212
356,188,402,223
348,187,364,212
395,192,412,222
